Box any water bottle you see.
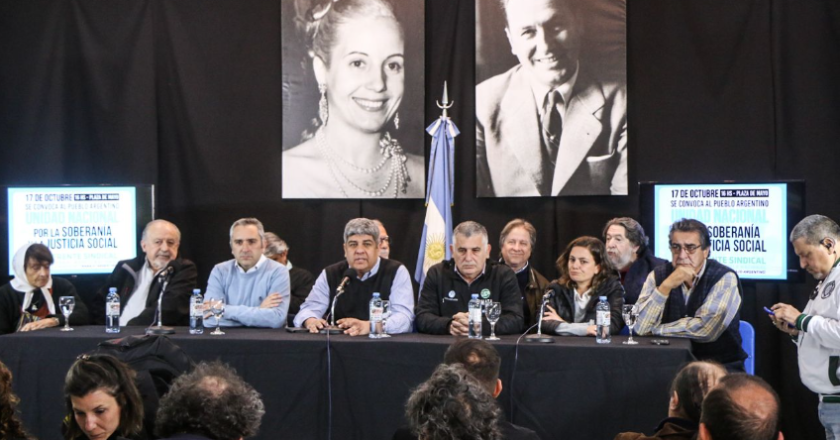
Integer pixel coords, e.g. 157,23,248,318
596,296,611,344
369,292,384,338
190,289,204,335
105,287,120,333
468,294,482,339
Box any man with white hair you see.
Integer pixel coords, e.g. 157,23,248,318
294,218,415,336
263,232,315,326
94,219,197,326
415,221,524,336
204,218,290,328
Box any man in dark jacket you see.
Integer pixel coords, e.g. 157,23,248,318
93,220,197,326
499,218,551,328
416,221,524,336
603,217,667,304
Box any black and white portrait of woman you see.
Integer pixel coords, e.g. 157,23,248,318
281,0,425,199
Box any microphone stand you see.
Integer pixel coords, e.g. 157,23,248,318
146,269,176,335
320,277,350,335
525,291,554,343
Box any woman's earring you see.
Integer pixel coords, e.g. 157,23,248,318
394,112,400,130
318,83,328,125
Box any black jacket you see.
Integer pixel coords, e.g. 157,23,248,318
0,277,89,335
287,265,316,326
415,259,524,335
623,248,667,305
393,420,541,440
92,255,197,326
540,277,625,335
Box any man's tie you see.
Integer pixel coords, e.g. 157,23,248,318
540,90,564,194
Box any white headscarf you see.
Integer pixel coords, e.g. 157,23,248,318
10,243,56,315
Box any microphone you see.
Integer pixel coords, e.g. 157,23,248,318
146,261,178,335
525,287,555,343
322,268,355,334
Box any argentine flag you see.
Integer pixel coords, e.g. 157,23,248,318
415,116,459,285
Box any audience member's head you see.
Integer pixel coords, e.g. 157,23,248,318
0,359,32,440
63,354,144,440
699,374,782,440
406,363,502,440
156,361,265,440
443,338,503,398
669,361,727,423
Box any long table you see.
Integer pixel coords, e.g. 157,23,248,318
0,327,693,440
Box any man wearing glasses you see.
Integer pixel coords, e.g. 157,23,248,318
635,218,746,372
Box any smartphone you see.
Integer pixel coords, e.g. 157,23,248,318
285,326,311,333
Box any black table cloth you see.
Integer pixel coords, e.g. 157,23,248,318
0,327,693,440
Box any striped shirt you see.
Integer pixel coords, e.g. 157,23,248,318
634,269,740,342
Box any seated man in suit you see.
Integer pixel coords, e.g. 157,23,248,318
94,219,197,327
293,218,414,336
476,0,627,196
415,221,524,336
204,218,290,328
263,232,315,326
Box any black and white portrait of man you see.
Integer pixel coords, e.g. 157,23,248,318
475,0,627,197
281,0,425,199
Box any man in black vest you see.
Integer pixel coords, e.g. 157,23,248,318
635,219,746,371
603,217,667,304
416,221,524,336
293,218,415,336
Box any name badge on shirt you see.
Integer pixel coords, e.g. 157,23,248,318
443,290,459,302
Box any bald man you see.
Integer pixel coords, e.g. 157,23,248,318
698,374,783,440
93,219,198,326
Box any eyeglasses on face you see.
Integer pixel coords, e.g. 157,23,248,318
669,243,702,254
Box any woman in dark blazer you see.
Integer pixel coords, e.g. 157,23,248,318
541,236,624,336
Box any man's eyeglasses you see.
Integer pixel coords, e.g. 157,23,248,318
669,243,702,254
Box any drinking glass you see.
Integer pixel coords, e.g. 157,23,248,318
379,300,391,338
622,304,639,345
210,299,226,335
59,296,75,332
485,301,502,341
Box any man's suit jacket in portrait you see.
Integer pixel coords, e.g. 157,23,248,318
476,64,627,197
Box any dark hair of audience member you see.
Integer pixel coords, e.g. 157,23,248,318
0,360,34,440
670,361,726,423
63,355,144,440
443,338,501,394
700,374,781,440
406,363,503,440
155,361,265,440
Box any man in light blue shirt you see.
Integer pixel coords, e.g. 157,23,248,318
205,218,290,328
294,218,414,336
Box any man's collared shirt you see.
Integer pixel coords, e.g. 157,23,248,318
633,261,740,342
120,260,155,326
293,257,415,334
531,62,580,127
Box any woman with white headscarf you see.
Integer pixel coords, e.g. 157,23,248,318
0,243,88,335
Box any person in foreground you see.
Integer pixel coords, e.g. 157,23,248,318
634,219,746,371
603,217,667,305
396,339,540,440
498,219,550,328
541,236,624,336
770,214,840,438
403,363,503,440
0,359,34,440
204,218,290,329
698,374,783,440
615,361,727,440
93,219,197,327
155,361,265,440
0,243,88,335
294,218,414,336
63,354,145,440
415,221,524,336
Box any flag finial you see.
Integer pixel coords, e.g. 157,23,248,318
436,81,454,118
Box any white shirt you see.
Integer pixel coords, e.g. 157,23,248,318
574,288,591,323
120,261,155,326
